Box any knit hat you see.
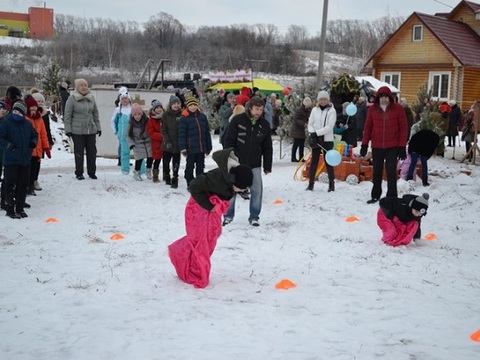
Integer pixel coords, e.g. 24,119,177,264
31,92,46,103
151,100,163,111
185,96,198,107
439,102,451,113
317,90,330,101
342,101,350,108
74,78,88,90
131,103,144,116
230,165,253,189
12,100,27,116
0,100,8,110
409,193,429,215
449,99,456,106
5,86,22,101
226,93,236,100
25,96,39,109
303,97,312,107
169,95,181,106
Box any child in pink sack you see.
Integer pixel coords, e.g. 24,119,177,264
168,148,253,288
377,193,429,246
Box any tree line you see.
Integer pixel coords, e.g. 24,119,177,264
0,12,404,87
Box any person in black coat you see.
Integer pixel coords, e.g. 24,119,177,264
355,96,367,141
290,97,312,162
407,129,440,186
59,82,70,118
447,100,462,147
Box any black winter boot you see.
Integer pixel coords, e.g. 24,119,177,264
306,182,314,191
171,177,178,189
164,172,172,185
5,205,20,219
328,180,335,192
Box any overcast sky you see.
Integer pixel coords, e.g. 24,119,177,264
5,0,462,34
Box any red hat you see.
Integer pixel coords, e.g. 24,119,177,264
24,96,39,109
439,102,451,113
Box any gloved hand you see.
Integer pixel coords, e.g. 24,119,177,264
397,146,407,160
181,150,188,157
360,144,368,157
44,149,51,159
308,133,318,148
97,131,102,137
164,142,173,151
66,132,72,137
343,124,348,130
129,145,134,150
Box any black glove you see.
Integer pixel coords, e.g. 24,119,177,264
97,131,102,137
66,132,72,137
360,144,368,157
129,145,134,150
308,133,318,148
397,146,407,160
165,142,173,151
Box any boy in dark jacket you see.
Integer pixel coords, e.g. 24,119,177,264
178,96,212,189
168,148,253,288
0,101,38,218
377,193,429,247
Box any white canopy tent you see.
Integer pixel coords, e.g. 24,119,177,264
355,75,399,95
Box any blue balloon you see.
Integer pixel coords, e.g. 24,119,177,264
346,103,357,116
325,150,342,166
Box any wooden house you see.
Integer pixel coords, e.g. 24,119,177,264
363,0,480,110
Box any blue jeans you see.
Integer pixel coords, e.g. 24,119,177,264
225,167,263,222
407,152,428,183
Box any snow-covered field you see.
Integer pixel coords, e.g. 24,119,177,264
1,119,479,359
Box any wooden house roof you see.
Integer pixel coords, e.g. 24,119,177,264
365,1,480,67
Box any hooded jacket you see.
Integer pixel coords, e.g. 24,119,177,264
362,86,407,149
0,112,38,166
64,90,101,135
189,148,240,210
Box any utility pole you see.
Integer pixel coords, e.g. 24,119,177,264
316,0,329,90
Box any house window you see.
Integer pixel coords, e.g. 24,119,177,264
381,72,401,90
413,25,423,41
429,72,451,101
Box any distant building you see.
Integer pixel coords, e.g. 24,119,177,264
0,7,54,40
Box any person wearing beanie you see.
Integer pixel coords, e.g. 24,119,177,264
161,95,183,188
223,96,273,227
127,104,153,181
59,81,70,118
361,86,407,204
306,90,336,192
219,93,237,147
24,95,51,196
290,96,312,163
111,87,133,172
0,100,38,218
178,96,212,190
64,78,101,180
0,100,9,207
4,86,22,110
168,148,253,288
147,100,164,183
447,99,462,148
31,91,54,152
378,193,430,246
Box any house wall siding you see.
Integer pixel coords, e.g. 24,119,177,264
450,5,480,35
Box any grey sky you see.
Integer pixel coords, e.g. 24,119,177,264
5,0,462,35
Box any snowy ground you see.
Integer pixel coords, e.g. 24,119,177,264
1,120,479,359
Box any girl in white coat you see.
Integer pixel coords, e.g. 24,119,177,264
306,90,337,192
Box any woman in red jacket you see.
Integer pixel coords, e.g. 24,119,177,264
360,86,407,204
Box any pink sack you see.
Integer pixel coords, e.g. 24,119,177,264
377,209,419,247
168,195,230,288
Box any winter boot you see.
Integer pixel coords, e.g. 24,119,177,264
133,170,142,181
306,182,314,191
328,180,335,192
146,168,152,180
171,177,178,189
5,205,20,219
164,172,172,185
27,186,36,196
422,175,430,187
152,169,160,183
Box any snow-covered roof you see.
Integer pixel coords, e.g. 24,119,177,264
355,76,399,94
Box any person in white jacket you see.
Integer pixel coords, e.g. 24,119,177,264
306,90,337,192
